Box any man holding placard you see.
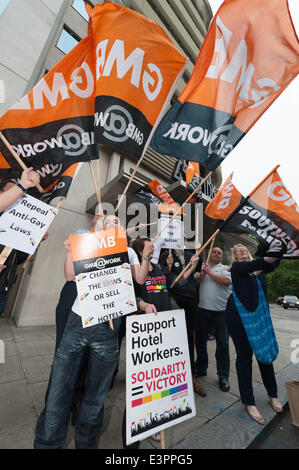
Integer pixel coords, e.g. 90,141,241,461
34,215,155,449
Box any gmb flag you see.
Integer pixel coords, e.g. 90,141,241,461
205,169,299,259
27,162,81,204
0,34,98,169
185,161,203,203
135,179,177,207
88,2,187,162
151,0,299,170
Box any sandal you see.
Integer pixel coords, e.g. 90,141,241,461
245,406,265,425
269,399,283,414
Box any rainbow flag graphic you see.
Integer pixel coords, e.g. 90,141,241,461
85,317,94,326
29,238,35,247
121,265,130,270
49,208,57,216
126,301,135,307
0,228,6,233
78,275,87,282
124,281,132,287
80,293,89,301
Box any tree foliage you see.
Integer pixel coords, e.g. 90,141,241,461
266,260,299,302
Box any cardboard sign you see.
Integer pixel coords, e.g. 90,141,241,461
69,228,137,327
0,194,57,254
126,310,195,445
158,205,184,250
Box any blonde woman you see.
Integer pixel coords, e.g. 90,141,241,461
225,243,284,425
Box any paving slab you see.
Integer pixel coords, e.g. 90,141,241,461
28,381,48,416
192,380,238,421
174,364,299,449
10,326,54,344
20,354,53,384
0,380,37,434
16,339,55,359
0,423,36,450
0,354,25,384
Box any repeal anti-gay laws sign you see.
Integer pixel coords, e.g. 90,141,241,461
0,194,57,254
158,205,184,250
69,228,137,328
126,310,195,445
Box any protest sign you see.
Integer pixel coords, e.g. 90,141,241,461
0,194,57,254
158,205,184,250
69,228,137,327
126,310,195,445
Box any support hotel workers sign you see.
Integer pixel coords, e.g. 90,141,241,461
152,0,299,171
126,310,195,445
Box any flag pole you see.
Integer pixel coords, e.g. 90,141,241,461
126,221,157,233
170,164,281,289
89,161,103,215
115,158,143,213
170,229,220,288
0,131,44,193
154,172,212,243
0,246,12,266
206,234,216,264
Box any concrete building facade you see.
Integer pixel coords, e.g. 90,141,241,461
0,0,255,326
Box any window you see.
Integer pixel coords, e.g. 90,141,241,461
56,26,81,54
0,0,11,16
72,0,92,21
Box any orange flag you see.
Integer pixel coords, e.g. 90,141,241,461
152,0,299,170
205,172,243,221
206,170,299,258
88,2,187,161
0,34,98,169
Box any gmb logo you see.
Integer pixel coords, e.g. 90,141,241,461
95,105,144,146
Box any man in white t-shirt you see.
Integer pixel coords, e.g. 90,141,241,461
34,215,155,449
194,247,231,392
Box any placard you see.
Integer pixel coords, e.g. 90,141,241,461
158,205,184,250
0,194,57,254
126,310,195,445
70,228,137,327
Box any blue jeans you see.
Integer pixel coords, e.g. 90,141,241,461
195,307,230,380
34,311,121,449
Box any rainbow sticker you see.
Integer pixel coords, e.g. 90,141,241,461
126,301,135,307
78,275,87,282
121,264,130,270
0,228,6,233
80,293,89,301
85,317,94,326
132,384,188,408
124,280,132,286
49,208,57,216
29,238,36,247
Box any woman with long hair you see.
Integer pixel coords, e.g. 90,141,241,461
226,243,284,425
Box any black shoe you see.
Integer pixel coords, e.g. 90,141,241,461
219,378,230,392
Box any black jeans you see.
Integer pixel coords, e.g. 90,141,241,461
171,294,197,374
226,308,278,405
195,307,230,380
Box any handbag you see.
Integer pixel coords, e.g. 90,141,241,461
232,277,279,364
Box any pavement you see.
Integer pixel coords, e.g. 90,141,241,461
0,304,298,450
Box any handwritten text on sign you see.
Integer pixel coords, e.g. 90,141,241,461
0,194,57,254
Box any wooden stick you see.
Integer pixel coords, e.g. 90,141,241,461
0,246,12,265
115,158,143,213
160,430,166,450
206,234,216,264
154,172,212,243
0,131,44,193
170,229,220,289
126,221,157,233
96,158,101,206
